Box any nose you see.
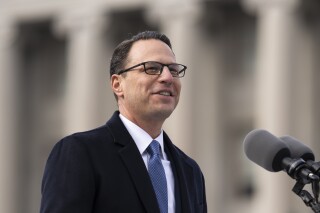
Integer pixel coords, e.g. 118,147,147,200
159,66,174,84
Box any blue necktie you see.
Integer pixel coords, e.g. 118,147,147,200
147,140,168,213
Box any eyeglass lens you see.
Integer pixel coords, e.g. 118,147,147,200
144,62,184,77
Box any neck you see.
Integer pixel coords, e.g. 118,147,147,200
119,110,165,139
134,119,163,139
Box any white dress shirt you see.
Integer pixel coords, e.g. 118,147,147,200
119,114,175,213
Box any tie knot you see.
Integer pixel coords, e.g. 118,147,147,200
147,140,161,157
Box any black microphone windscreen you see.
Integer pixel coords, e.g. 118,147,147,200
243,129,291,172
280,136,315,161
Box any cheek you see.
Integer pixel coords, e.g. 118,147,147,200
175,81,182,96
124,79,148,99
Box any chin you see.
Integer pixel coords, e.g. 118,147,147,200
153,108,175,120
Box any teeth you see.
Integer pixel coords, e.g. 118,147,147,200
159,91,171,96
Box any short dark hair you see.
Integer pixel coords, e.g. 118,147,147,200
109,31,172,78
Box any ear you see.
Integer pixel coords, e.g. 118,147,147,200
111,74,124,98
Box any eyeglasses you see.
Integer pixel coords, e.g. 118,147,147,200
117,61,187,78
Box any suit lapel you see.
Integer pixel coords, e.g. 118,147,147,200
118,143,160,213
106,112,160,213
164,132,193,213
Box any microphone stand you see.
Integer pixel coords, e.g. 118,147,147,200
292,181,320,212
291,161,320,213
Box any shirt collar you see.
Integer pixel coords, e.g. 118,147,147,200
119,114,165,157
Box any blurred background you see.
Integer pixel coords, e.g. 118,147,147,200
1,0,320,212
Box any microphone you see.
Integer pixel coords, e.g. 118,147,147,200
280,136,320,176
243,129,290,172
280,135,315,161
280,135,320,203
243,129,318,183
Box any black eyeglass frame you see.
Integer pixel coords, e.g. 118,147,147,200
116,61,187,78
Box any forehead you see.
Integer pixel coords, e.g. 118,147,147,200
127,39,176,64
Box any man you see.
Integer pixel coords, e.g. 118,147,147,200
40,31,207,213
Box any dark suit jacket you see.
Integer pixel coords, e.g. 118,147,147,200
40,111,207,213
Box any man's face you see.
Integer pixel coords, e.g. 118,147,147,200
113,39,181,123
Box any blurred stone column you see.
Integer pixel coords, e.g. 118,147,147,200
54,10,110,135
0,19,18,213
192,33,227,213
243,0,300,212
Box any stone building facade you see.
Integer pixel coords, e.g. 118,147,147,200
1,0,320,212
